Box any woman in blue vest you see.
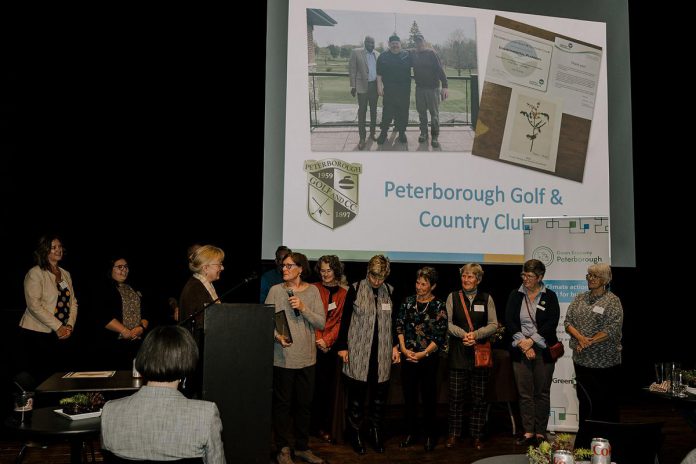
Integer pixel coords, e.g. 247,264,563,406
445,263,498,451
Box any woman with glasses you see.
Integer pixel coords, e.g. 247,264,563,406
505,259,560,447
179,244,225,334
311,255,348,444
445,263,498,451
19,235,78,385
564,263,623,447
102,256,149,369
266,252,325,464
335,255,400,455
396,266,447,452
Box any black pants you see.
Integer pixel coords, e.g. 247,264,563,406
357,82,378,139
18,328,73,388
380,86,411,133
311,349,341,435
273,365,315,451
401,355,439,437
345,374,389,433
574,363,621,447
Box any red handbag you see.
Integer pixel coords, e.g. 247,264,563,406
459,292,493,368
524,296,564,361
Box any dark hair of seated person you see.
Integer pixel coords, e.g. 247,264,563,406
134,326,198,382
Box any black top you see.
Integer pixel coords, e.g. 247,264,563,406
504,287,560,363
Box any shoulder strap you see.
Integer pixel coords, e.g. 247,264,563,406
524,296,537,328
458,291,475,332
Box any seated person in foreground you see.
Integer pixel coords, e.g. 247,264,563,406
101,326,225,463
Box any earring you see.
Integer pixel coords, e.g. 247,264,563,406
181,377,187,390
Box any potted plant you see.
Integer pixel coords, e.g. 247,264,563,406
527,433,592,463
59,392,105,415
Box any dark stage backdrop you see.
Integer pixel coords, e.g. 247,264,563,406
0,0,690,425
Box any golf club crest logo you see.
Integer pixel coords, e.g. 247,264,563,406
304,159,362,230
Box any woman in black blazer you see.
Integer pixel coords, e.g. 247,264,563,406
505,259,560,447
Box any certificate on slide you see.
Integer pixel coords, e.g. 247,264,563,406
472,16,603,182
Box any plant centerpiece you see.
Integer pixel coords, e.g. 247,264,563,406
59,392,105,415
683,369,696,388
527,433,592,463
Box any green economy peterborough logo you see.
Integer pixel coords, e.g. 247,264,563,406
304,159,362,230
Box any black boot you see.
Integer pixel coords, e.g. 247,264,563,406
424,436,436,451
400,434,417,448
349,428,366,455
369,427,385,453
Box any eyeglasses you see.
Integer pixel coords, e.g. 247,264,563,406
319,269,333,274
368,272,386,280
520,273,539,280
281,263,299,270
586,273,602,280
113,265,129,271
208,263,223,268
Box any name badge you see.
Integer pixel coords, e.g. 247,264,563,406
58,280,68,290
328,302,337,311
536,305,545,311
592,306,605,315
381,303,391,311
474,304,485,312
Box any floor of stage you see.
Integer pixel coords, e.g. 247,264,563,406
2,393,694,464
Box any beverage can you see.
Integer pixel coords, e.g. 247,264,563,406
552,449,574,464
591,437,611,464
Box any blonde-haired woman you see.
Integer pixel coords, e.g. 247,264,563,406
565,263,623,448
179,245,225,330
336,255,400,454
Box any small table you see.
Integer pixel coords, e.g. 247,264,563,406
472,455,527,464
5,406,101,464
37,371,143,394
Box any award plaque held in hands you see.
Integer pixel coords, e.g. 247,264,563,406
274,310,293,344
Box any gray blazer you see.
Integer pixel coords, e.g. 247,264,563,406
349,48,379,94
101,385,225,463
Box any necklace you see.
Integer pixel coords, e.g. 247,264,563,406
417,300,431,314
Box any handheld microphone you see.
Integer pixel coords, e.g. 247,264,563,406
287,289,300,317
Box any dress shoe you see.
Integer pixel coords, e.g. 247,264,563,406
399,434,416,448
418,132,427,143
316,430,333,443
369,428,385,453
358,139,366,150
472,438,484,450
277,446,295,464
398,132,408,144
424,436,436,452
535,434,548,443
294,449,325,464
515,435,537,447
370,131,378,141
376,131,387,145
431,137,440,148
445,435,457,448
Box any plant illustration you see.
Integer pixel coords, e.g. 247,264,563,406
520,102,550,152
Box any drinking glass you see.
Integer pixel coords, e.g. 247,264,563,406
13,391,34,423
673,369,688,398
654,362,665,383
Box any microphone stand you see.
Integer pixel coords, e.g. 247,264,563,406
178,272,258,329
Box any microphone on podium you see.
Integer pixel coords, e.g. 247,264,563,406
287,288,300,317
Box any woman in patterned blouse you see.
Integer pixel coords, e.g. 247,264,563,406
396,266,447,451
103,257,149,369
564,263,623,447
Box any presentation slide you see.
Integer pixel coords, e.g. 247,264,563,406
279,0,608,264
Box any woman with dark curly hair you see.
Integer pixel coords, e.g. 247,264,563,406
311,255,348,444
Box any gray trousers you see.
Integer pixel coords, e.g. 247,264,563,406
415,87,441,135
357,81,378,139
512,357,555,434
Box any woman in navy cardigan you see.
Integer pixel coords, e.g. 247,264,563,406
505,259,560,447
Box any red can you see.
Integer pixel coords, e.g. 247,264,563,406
591,437,611,464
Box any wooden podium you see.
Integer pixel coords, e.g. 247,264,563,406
203,303,274,463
